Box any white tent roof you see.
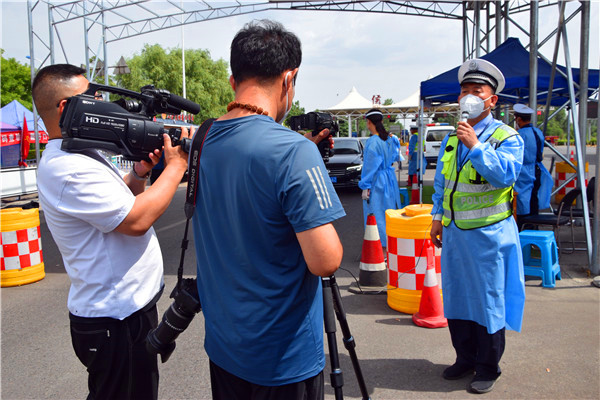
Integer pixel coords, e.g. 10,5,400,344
387,88,420,109
324,87,373,114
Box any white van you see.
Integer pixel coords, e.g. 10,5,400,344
424,123,456,165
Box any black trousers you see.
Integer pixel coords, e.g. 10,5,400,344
448,319,505,380
70,305,159,400
209,360,324,400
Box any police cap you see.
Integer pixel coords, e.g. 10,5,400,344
513,104,534,115
458,58,505,93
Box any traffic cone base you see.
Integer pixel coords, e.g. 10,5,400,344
350,213,387,294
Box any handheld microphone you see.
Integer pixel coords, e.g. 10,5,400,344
460,111,469,123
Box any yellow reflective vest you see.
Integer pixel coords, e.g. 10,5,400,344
441,125,517,229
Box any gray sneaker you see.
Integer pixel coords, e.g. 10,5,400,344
469,376,500,394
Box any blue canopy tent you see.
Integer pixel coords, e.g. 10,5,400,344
1,100,48,134
420,37,599,106
1,122,22,167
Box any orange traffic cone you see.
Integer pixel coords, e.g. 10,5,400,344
410,177,420,204
349,213,387,294
570,150,575,162
412,244,447,328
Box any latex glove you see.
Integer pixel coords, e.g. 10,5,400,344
361,189,370,201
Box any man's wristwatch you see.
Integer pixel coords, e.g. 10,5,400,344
131,165,151,181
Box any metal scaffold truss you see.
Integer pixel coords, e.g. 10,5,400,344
26,0,597,270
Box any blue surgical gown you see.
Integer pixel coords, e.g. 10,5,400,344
431,114,526,334
408,134,427,175
514,123,545,215
359,134,402,247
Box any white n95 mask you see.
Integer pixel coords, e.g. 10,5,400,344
459,94,492,119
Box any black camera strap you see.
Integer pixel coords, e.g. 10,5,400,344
176,118,215,288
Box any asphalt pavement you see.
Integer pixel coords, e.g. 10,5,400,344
1,148,599,399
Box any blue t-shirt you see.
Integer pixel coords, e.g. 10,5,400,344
191,115,345,386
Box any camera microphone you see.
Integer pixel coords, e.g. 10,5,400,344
167,93,201,115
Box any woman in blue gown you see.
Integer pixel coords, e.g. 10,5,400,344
358,109,403,253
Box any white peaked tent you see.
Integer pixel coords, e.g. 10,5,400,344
323,83,456,136
323,87,374,136
387,88,420,110
326,87,373,114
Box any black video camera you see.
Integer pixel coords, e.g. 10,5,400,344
289,112,338,162
59,83,200,161
146,278,202,363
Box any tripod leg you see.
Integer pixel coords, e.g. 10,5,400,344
322,277,344,400
330,275,371,400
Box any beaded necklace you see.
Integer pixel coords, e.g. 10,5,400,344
227,101,269,116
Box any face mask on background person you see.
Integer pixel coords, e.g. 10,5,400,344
459,94,492,119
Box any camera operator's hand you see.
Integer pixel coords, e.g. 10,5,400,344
163,126,191,172
132,149,162,181
115,127,193,237
304,128,331,145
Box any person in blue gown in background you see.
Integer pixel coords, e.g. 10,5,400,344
407,125,427,187
513,103,549,222
359,109,402,253
430,59,525,395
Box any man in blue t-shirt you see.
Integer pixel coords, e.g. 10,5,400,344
192,20,345,400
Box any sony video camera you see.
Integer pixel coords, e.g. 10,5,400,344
59,83,200,161
146,278,202,363
289,112,338,162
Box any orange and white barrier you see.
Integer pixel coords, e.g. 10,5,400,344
1,208,45,287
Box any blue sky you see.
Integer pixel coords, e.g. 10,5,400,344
2,1,598,112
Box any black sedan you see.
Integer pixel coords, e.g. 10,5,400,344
325,137,363,189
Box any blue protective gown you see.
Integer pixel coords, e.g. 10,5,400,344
514,123,545,215
408,133,427,176
359,134,402,247
431,114,526,334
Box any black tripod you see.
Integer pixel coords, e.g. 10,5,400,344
322,275,371,400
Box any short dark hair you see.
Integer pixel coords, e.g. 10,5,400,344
230,20,301,84
32,64,87,122
32,64,86,100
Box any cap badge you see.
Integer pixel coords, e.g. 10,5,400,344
468,61,479,71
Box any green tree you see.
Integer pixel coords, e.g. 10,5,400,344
1,50,33,109
117,44,233,122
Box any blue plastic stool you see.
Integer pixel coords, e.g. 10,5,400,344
398,187,410,209
519,230,561,288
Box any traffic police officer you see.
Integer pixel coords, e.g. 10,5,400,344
430,58,525,394
513,103,548,219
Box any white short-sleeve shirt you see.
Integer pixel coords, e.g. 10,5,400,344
37,140,163,319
